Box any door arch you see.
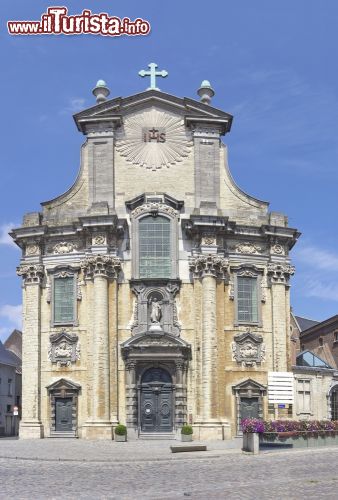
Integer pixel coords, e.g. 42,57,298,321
140,367,173,433
330,384,338,420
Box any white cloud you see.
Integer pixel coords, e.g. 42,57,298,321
296,245,338,272
0,304,22,330
0,222,17,246
60,98,86,115
304,280,338,303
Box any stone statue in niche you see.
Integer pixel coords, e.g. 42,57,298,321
148,295,163,332
130,282,181,337
150,297,162,324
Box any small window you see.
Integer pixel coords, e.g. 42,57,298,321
334,331,338,343
54,276,75,324
237,276,258,323
319,337,323,346
297,379,311,413
6,405,11,413
7,379,12,396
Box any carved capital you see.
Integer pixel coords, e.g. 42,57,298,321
17,264,44,285
81,255,121,279
267,263,295,284
189,254,228,278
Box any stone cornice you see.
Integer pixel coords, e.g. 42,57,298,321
81,255,121,279
17,264,44,285
267,262,295,284
189,254,228,279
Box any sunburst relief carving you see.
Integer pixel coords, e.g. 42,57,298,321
115,108,193,170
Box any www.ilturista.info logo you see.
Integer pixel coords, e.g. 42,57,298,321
7,7,151,36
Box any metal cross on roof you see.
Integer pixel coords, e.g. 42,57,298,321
138,62,168,91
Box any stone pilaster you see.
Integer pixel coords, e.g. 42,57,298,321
87,129,116,211
189,255,228,423
192,125,221,210
81,255,121,439
125,360,137,430
174,360,186,427
16,264,44,438
267,263,295,372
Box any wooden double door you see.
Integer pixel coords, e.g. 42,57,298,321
140,368,173,433
240,397,259,420
55,397,73,432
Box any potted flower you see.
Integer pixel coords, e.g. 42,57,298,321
114,424,127,442
181,424,193,442
241,418,264,454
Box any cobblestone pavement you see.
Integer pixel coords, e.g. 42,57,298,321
0,441,338,499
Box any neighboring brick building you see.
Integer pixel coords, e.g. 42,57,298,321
299,315,338,370
11,71,300,440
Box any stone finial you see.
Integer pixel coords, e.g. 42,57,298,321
92,79,110,104
197,80,215,105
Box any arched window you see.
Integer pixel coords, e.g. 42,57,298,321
139,215,171,278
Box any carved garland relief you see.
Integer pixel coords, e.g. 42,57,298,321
234,242,262,254
53,241,78,254
231,332,266,367
48,331,80,367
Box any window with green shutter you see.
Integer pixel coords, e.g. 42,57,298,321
237,276,258,323
139,215,171,278
54,276,75,323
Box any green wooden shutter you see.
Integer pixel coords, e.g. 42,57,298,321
54,277,74,323
139,216,171,278
237,277,258,323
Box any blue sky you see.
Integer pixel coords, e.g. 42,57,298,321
1,0,338,340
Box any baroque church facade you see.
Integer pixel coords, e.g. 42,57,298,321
12,69,299,439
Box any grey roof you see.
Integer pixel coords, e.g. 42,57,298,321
295,316,320,332
0,340,20,367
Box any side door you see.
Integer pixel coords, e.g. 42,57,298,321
55,398,73,432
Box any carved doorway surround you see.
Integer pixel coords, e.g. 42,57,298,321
121,332,191,436
46,378,81,437
232,379,266,435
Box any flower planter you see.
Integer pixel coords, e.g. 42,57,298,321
115,434,127,442
261,432,338,449
243,432,259,454
181,434,193,442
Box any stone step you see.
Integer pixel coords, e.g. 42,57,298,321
138,433,176,440
49,432,77,438
170,445,207,453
